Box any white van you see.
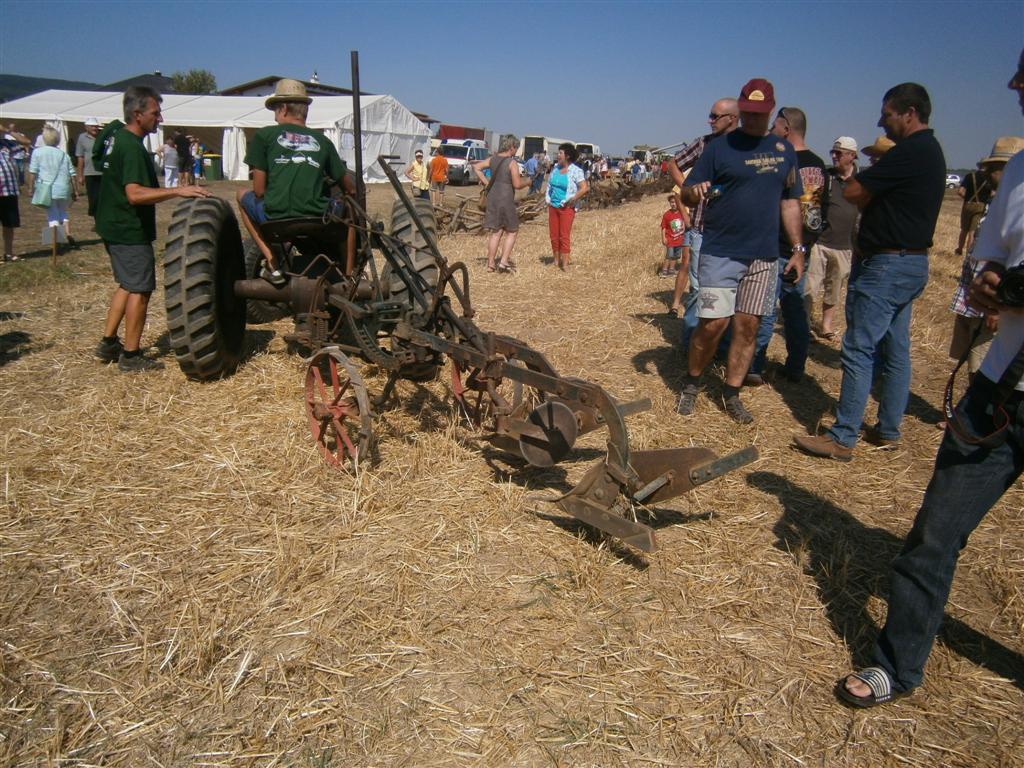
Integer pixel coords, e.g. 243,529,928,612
437,139,489,185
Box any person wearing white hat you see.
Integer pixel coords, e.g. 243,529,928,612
804,136,859,341
237,78,354,286
75,117,103,218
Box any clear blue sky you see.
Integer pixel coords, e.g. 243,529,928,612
3,0,1022,168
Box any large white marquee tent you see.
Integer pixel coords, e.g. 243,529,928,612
0,90,430,182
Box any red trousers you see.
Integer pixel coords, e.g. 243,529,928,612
548,205,576,254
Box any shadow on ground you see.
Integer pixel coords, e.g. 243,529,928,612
751,470,1024,691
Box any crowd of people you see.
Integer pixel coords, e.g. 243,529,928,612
1,52,1022,717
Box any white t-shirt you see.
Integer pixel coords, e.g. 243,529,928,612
976,151,1024,389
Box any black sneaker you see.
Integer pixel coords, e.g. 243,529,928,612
117,353,165,373
676,384,699,416
95,337,123,363
724,395,754,424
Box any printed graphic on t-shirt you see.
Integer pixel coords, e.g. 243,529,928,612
278,132,321,153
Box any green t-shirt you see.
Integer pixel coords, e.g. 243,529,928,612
244,123,346,219
95,126,158,244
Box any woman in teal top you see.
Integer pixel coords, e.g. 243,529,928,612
545,143,589,270
28,126,79,244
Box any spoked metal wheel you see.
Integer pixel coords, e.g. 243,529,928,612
304,347,373,471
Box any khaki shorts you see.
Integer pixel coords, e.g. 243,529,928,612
949,314,994,374
697,257,778,319
805,244,852,306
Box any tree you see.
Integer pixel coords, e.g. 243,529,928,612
171,69,217,94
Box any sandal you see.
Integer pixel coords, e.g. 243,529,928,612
498,262,516,274
486,265,496,273
819,329,839,342
835,667,911,708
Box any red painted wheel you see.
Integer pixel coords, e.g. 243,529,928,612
304,347,373,471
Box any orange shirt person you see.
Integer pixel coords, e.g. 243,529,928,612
428,148,448,206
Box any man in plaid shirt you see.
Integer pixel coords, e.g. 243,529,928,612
0,132,25,262
667,98,739,343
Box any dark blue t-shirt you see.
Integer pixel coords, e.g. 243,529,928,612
686,131,802,262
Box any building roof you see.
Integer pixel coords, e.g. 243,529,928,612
104,72,176,93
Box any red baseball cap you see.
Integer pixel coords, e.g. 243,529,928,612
738,78,776,113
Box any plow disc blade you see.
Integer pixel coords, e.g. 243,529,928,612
630,446,759,504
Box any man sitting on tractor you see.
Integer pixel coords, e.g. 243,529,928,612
236,79,355,286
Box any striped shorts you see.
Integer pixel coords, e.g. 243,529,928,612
697,256,778,319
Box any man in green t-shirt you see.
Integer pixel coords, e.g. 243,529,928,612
94,85,211,373
237,78,354,286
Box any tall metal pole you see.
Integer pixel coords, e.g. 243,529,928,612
350,51,366,214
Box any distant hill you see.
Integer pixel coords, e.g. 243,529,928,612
0,74,106,103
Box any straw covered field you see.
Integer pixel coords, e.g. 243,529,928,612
1,181,1021,767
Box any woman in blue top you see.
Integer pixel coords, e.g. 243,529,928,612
545,142,589,271
28,126,79,246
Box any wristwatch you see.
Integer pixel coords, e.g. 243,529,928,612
791,244,807,254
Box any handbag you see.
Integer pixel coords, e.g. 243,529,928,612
478,156,511,211
32,179,53,207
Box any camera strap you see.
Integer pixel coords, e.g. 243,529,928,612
943,325,1024,448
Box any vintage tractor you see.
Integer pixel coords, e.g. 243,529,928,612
161,160,757,553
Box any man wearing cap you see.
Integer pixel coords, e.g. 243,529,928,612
94,86,211,373
676,79,804,424
75,118,103,219
836,50,1024,709
794,82,945,460
237,78,354,286
666,97,739,328
804,136,860,342
747,106,827,385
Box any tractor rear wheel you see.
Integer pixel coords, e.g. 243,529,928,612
164,198,247,381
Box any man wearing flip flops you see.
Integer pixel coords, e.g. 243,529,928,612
836,48,1024,708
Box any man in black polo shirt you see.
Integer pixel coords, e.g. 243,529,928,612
795,82,945,460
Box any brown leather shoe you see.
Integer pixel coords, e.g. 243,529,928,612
862,424,901,449
793,433,853,461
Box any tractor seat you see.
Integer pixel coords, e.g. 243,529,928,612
259,217,346,246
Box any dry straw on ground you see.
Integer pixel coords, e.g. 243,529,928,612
1,181,1021,767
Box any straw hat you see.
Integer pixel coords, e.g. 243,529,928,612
980,136,1024,165
265,79,312,110
862,135,895,158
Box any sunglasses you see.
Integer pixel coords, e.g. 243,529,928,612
708,113,732,121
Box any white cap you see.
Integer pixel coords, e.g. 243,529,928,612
832,136,858,153
84,117,101,127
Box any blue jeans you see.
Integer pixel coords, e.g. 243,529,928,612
873,375,1024,692
751,261,809,376
680,230,702,348
828,253,929,447
530,175,544,195
239,190,268,224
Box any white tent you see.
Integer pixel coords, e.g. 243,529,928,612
0,90,431,182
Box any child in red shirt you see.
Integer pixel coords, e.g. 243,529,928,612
659,194,689,277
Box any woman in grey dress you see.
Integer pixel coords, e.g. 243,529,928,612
473,134,531,273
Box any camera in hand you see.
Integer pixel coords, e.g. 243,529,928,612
781,265,799,284
996,265,1024,307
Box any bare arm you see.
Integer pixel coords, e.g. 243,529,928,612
843,177,872,210
668,159,686,188
509,159,530,190
956,186,966,200
76,156,85,185
780,198,805,279
252,169,267,198
125,182,211,205
472,156,492,185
